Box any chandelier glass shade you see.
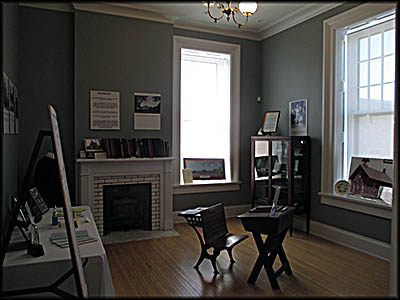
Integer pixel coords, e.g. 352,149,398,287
204,1,257,28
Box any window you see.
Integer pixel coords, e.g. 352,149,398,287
172,36,240,194
180,49,232,180
320,3,396,218
345,17,395,178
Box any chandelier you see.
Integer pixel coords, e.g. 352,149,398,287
203,1,258,28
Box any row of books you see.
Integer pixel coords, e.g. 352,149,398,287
100,138,170,159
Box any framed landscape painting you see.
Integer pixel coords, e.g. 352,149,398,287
183,158,225,180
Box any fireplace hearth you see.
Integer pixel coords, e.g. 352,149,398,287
103,183,151,235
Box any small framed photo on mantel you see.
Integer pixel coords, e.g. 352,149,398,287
261,111,280,134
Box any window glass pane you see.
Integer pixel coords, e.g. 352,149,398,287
383,55,395,83
370,33,381,59
359,61,368,86
359,87,368,100
383,82,394,103
369,58,381,85
384,29,395,55
370,85,381,100
350,114,394,159
359,37,368,61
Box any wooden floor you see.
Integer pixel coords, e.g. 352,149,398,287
104,218,390,297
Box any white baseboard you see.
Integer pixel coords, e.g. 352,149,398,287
294,216,391,261
174,206,390,261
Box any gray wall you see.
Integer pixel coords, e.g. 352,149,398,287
261,3,391,243
74,11,262,211
1,2,19,232
18,6,75,204
74,10,173,155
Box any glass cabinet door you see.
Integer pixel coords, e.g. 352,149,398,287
253,139,290,206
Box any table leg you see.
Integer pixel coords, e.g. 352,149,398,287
247,231,292,290
277,245,292,275
247,233,273,284
263,247,280,290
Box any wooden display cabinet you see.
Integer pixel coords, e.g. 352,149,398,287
250,135,311,233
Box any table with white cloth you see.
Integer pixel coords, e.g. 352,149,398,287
2,205,114,297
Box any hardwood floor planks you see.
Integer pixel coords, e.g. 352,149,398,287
104,218,390,297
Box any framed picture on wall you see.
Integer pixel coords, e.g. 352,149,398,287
289,99,307,136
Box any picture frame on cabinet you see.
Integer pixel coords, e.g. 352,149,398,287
261,111,280,134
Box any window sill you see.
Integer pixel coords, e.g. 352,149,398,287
319,192,392,219
173,180,241,195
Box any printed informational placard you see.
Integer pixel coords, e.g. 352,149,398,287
2,72,19,135
133,92,161,130
90,90,120,130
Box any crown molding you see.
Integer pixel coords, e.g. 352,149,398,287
259,2,345,40
72,2,173,24
18,2,73,13
174,24,261,41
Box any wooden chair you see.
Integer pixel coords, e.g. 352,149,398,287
195,203,248,274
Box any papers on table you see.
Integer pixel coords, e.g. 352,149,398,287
49,229,97,248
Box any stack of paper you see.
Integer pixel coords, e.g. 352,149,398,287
49,230,97,248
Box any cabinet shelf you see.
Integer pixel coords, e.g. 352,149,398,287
251,135,311,234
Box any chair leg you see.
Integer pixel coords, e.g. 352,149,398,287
210,255,219,274
227,247,235,264
194,250,206,270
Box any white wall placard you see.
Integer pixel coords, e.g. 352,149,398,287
133,92,161,130
90,90,120,130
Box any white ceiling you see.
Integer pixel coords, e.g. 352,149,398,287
20,2,344,40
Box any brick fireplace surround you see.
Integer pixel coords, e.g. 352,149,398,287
76,157,174,236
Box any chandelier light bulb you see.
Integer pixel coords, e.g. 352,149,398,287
238,2,257,15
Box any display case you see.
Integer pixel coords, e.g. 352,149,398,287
250,136,311,233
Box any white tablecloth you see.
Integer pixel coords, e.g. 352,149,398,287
2,206,114,297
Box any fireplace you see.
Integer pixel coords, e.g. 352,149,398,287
77,157,174,236
103,183,151,235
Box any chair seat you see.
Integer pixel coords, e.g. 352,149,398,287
208,234,248,249
225,234,248,248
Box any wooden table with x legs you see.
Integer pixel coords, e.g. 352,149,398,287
237,207,295,290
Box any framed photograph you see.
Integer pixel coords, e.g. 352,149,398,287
261,111,280,134
183,158,225,180
84,138,103,152
289,99,307,136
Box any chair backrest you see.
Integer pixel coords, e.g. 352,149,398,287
200,203,228,245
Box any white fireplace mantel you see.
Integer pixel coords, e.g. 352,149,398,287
76,157,175,235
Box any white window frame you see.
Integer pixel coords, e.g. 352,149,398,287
172,36,241,195
320,3,395,219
